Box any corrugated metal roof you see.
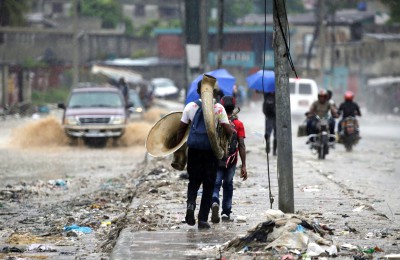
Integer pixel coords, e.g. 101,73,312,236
365,33,400,40
367,76,400,87
237,9,375,26
154,26,274,35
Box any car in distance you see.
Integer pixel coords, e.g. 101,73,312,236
289,78,319,117
58,84,131,146
150,77,180,99
127,89,144,119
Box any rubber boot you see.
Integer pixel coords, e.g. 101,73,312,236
273,139,277,156
185,202,196,226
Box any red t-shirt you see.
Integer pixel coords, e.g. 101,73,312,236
232,118,245,139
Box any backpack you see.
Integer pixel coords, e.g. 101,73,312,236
263,94,275,118
186,100,212,150
218,117,239,168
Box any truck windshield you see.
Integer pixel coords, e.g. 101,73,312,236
68,91,123,108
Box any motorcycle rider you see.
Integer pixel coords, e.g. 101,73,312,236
337,90,361,136
306,89,338,143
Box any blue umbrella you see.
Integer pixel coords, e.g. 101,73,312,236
186,69,236,104
246,70,275,93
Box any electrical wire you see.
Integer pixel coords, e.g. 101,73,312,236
263,0,274,210
273,0,298,78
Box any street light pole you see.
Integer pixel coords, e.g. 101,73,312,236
273,0,294,213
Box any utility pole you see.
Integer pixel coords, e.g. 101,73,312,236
319,0,326,86
273,0,294,213
72,0,79,86
216,0,224,69
329,10,336,90
199,0,209,71
184,0,200,75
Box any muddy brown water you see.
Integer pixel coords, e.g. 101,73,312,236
0,108,168,186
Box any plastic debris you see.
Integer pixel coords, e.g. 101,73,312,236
295,224,306,233
101,221,112,227
282,254,295,260
306,242,326,257
63,224,92,234
384,254,400,259
340,243,358,251
27,244,57,252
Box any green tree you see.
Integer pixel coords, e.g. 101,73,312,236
79,0,123,29
381,0,400,23
0,0,29,27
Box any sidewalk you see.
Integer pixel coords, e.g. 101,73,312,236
111,103,398,259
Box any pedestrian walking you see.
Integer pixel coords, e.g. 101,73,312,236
176,79,233,229
263,92,277,155
211,96,247,223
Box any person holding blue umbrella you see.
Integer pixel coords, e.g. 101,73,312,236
186,69,236,105
246,70,277,155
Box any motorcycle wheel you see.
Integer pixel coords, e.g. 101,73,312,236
318,135,328,159
345,142,352,152
344,134,354,152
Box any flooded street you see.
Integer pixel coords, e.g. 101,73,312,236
0,113,150,186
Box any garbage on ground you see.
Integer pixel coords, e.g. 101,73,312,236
365,228,390,239
27,244,57,252
340,243,359,251
383,253,400,259
48,179,67,187
300,185,321,192
224,209,336,257
63,224,92,234
306,242,337,257
1,246,24,253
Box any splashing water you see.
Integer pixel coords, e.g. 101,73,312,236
142,107,169,123
7,108,169,149
118,122,153,147
10,116,69,148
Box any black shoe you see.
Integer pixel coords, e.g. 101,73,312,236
211,203,220,224
185,204,195,226
198,221,211,229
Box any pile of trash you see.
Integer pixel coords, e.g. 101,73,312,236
224,209,337,258
222,209,399,259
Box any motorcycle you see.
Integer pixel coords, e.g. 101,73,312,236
307,115,336,159
338,116,359,152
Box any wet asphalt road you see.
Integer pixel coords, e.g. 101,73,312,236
110,100,400,259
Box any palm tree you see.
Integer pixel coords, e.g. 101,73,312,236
0,0,28,27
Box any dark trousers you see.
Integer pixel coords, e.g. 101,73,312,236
306,116,335,135
186,148,218,222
